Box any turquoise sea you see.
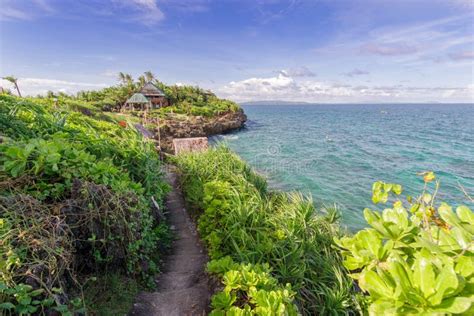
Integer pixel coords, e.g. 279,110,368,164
214,103,474,230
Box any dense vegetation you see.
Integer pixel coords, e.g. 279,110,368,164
336,174,474,315
173,147,359,315
22,71,240,118
174,147,474,315
0,94,169,314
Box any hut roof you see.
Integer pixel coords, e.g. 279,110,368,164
126,93,150,104
140,82,165,97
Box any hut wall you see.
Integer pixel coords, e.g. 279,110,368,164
147,96,169,108
173,137,208,155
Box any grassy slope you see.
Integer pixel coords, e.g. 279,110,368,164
173,147,360,315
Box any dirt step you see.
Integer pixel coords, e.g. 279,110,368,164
131,286,208,316
164,254,208,273
156,271,205,291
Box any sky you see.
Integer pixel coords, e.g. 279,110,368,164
0,0,473,103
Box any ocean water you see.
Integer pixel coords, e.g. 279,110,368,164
213,103,474,231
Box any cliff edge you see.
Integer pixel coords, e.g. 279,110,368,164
152,109,247,153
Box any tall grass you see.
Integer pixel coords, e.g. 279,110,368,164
173,146,359,315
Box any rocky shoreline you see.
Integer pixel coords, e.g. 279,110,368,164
151,109,247,153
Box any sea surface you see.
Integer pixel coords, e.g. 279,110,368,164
213,103,474,231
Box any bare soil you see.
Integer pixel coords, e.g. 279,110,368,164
129,168,210,316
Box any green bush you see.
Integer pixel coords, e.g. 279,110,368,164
335,174,474,315
0,95,168,314
173,146,358,315
207,257,298,315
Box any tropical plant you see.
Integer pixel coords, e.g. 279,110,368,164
335,173,474,315
173,146,358,315
144,70,155,82
207,257,298,315
2,76,21,97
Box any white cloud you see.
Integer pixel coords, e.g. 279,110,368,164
1,0,165,24
100,70,120,77
217,74,474,103
315,13,474,66
360,42,418,56
0,78,108,96
127,0,164,24
279,66,316,77
0,0,56,20
343,68,370,77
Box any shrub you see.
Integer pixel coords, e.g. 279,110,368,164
335,173,474,315
207,257,298,315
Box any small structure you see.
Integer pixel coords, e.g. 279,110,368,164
125,93,151,111
140,82,169,108
173,137,208,155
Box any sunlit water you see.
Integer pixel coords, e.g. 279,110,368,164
212,103,474,231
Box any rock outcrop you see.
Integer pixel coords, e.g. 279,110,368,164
152,109,246,153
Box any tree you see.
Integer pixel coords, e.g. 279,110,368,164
138,75,146,87
118,72,133,85
3,76,22,97
144,71,155,82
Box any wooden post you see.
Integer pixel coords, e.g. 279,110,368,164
143,102,147,125
157,115,162,160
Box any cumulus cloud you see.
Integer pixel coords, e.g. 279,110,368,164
217,74,474,103
219,74,354,102
279,66,316,77
343,68,370,77
0,78,108,96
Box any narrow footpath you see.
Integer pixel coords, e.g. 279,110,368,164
129,168,210,316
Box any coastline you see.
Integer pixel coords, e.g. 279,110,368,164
152,108,247,153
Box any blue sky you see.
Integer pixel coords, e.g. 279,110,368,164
1,0,473,102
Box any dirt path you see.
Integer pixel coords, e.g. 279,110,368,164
129,168,210,316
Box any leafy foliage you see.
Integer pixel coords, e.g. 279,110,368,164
40,71,241,117
208,257,298,315
335,174,474,315
0,94,168,314
173,146,358,315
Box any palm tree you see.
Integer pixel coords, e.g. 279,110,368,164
118,72,127,85
125,74,133,85
144,71,155,82
138,75,146,87
3,76,22,97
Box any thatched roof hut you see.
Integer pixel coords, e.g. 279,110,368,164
139,82,169,108
125,93,151,111
140,82,166,97
126,93,150,104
